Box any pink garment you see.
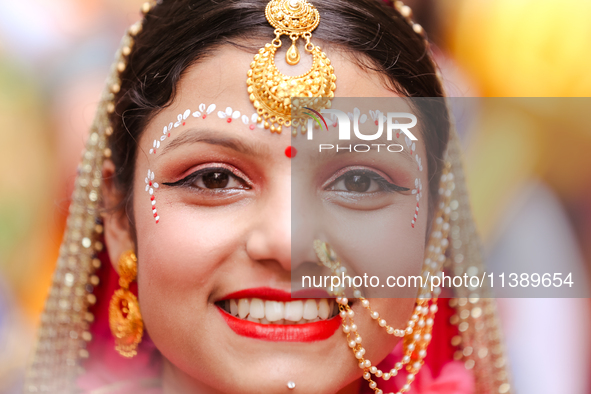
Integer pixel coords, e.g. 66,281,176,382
359,343,474,394
397,362,475,394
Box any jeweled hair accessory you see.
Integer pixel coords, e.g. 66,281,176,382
247,0,337,135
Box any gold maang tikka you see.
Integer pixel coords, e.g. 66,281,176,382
247,0,337,135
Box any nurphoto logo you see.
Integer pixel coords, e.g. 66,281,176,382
302,108,418,153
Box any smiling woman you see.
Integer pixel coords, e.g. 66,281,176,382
24,1,511,394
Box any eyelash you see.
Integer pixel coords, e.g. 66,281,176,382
162,167,250,190
161,167,406,195
326,169,410,193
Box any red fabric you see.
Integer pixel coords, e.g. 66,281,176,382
424,294,458,377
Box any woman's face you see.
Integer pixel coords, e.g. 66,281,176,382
105,44,429,393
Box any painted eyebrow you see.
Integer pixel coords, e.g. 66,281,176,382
158,128,270,158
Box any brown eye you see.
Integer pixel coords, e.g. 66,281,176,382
162,167,250,191
344,174,371,192
326,169,409,194
202,172,230,189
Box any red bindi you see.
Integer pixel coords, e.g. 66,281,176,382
285,146,297,158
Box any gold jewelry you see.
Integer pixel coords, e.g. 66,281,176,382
109,250,144,358
247,0,336,135
314,163,454,394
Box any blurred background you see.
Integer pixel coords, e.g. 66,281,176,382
0,0,590,393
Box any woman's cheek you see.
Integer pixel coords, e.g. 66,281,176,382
134,205,241,363
136,206,239,286
133,197,241,325
322,195,426,299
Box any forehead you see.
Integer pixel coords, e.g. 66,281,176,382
147,43,403,132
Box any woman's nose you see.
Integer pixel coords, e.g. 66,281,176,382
245,161,322,274
245,173,292,272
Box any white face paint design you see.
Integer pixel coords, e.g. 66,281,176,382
143,105,423,225
405,136,423,228
143,103,265,222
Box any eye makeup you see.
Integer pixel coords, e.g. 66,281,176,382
325,168,410,194
144,104,426,225
162,166,251,191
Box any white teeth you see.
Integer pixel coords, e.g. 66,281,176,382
284,300,304,322
230,299,238,316
249,298,265,319
247,315,260,323
303,299,318,320
221,298,337,325
238,299,249,319
265,301,284,322
318,298,330,320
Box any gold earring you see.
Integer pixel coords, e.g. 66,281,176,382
109,250,143,358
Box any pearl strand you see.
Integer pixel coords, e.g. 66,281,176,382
317,164,454,394
360,298,423,338
392,0,426,40
337,297,435,394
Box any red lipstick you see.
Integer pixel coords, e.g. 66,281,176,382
218,307,341,342
217,287,341,342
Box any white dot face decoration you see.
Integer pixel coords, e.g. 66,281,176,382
145,169,160,223
405,135,423,228
143,105,425,226
411,178,422,229
217,107,241,123
192,103,217,120
347,108,368,124
369,110,382,126
144,103,265,223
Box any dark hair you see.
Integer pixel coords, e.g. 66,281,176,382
109,0,449,228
